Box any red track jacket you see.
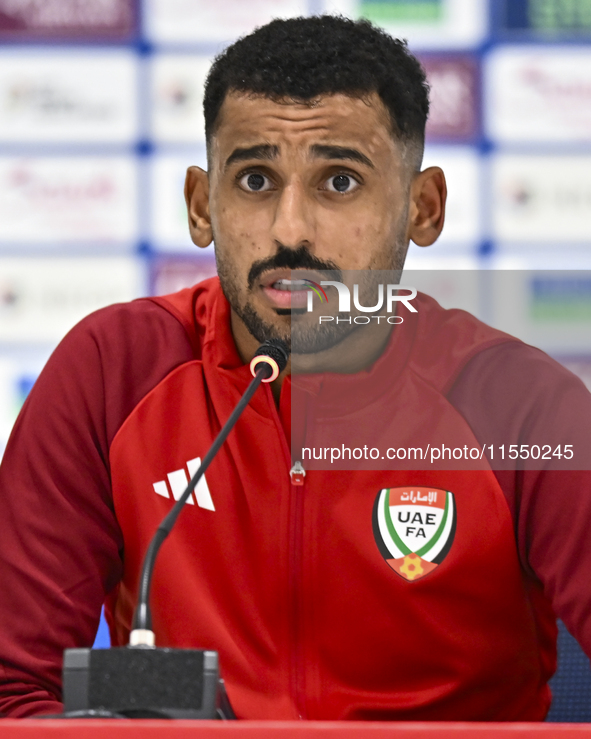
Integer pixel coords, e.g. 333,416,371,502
2,277,591,718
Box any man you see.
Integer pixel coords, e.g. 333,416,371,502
1,15,591,720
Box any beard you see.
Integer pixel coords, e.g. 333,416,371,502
215,232,409,356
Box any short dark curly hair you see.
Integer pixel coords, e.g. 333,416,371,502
203,15,429,167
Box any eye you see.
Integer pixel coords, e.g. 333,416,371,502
239,172,272,192
324,174,359,194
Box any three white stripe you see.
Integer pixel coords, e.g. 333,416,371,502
152,457,215,511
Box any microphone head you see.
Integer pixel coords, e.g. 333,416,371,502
250,339,290,382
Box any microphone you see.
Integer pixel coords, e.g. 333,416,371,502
62,339,289,719
132,339,289,638
249,339,290,382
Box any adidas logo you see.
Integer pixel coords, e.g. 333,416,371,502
152,457,215,511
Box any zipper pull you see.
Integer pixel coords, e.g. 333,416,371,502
289,461,306,486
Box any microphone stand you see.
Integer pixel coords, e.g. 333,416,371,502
62,339,289,719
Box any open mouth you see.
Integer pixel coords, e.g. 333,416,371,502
271,278,311,292
260,272,323,310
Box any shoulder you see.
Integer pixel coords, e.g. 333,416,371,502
68,294,196,362
67,275,221,352
412,293,588,407
30,282,221,450
449,340,590,429
409,292,519,394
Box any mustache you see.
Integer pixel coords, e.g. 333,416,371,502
247,246,341,290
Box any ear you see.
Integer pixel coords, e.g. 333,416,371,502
407,166,447,247
184,166,213,248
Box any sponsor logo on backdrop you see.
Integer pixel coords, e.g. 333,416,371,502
327,0,485,47
0,279,18,310
7,81,111,119
146,0,308,43
501,0,591,34
0,54,137,142
373,486,456,581
360,0,443,23
486,48,591,141
530,276,591,322
0,157,136,242
421,55,479,141
151,257,217,295
0,0,135,37
0,256,142,343
151,55,211,144
493,155,591,242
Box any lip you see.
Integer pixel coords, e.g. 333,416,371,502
258,269,326,310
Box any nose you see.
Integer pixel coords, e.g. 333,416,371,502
270,180,315,250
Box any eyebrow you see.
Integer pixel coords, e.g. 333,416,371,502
310,144,375,169
224,142,375,170
225,144,279,169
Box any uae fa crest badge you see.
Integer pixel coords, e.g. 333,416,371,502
372,486,456,581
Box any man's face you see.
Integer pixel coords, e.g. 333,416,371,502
202,91,416,351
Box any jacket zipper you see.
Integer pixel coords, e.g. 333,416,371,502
289,460,306,486
289,459,306,719
262,385,308,719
